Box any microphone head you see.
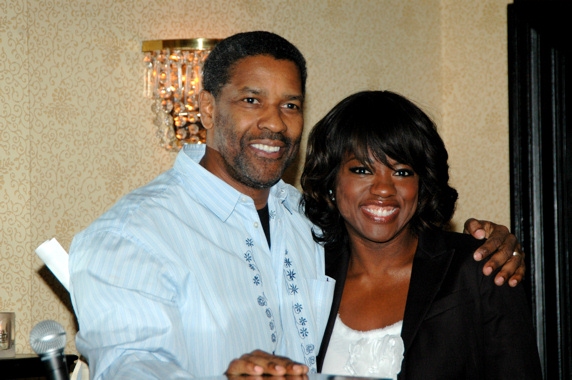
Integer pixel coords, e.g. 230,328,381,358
30,320,66,355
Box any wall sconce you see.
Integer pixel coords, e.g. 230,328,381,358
142,38,221,151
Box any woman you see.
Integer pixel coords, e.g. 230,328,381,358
301,91,542,379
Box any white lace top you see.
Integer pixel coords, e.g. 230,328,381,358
321,314,404,379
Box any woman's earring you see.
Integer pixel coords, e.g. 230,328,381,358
329,189,336,202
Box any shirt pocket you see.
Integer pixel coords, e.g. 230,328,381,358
305,276,336,342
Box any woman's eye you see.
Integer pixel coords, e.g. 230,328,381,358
349,167,371,175
395,169,414,176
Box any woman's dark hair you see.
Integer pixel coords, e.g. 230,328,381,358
202,31,307,98
301,90,458,249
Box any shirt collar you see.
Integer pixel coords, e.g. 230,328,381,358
174,144,295,221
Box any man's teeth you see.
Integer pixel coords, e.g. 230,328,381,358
252,144,280,153
365,206,396,217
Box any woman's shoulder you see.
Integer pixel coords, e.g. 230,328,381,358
436,229,489,273
419,228,487,270
420,228,483,253
439,229,484,251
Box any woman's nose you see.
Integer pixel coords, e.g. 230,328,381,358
370,174,396,197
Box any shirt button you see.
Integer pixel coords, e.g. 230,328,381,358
254,222,259,228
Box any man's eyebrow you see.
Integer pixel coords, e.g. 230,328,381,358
286,94,305,102
237,86,263,95
236,86,304,102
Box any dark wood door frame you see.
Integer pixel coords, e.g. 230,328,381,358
508,1,570,379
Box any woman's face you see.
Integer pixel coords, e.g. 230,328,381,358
335,153,419,246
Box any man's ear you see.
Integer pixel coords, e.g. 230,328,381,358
199,90,215,130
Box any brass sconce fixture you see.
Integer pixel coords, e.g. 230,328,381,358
142,38,221,151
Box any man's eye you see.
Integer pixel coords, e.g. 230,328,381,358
284,103,300,110
243,98,259,104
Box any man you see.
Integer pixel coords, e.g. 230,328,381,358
69,31,524,379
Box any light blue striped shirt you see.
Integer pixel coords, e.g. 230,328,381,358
69,144,335,380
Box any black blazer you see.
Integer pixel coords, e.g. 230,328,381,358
317,229,542,379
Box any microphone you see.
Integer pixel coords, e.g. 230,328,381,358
30,320,70,380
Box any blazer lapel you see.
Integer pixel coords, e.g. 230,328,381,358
401,231,454,350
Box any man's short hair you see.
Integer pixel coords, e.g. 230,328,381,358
202,31,307,98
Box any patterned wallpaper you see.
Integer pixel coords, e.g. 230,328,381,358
0,0,511,356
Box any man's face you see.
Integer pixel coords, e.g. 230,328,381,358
202,55,304,190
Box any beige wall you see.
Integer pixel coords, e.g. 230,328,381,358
0,0,511,355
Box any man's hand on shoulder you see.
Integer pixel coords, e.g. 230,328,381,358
464,218,525,287
225,350,309,376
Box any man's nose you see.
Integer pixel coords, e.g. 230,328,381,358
258,106,287,133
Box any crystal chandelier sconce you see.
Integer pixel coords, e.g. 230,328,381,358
142,38,221,151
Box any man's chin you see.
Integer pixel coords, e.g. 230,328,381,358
231,157,293,189
242,176,282,189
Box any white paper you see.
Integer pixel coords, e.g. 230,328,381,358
35,238,70,291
